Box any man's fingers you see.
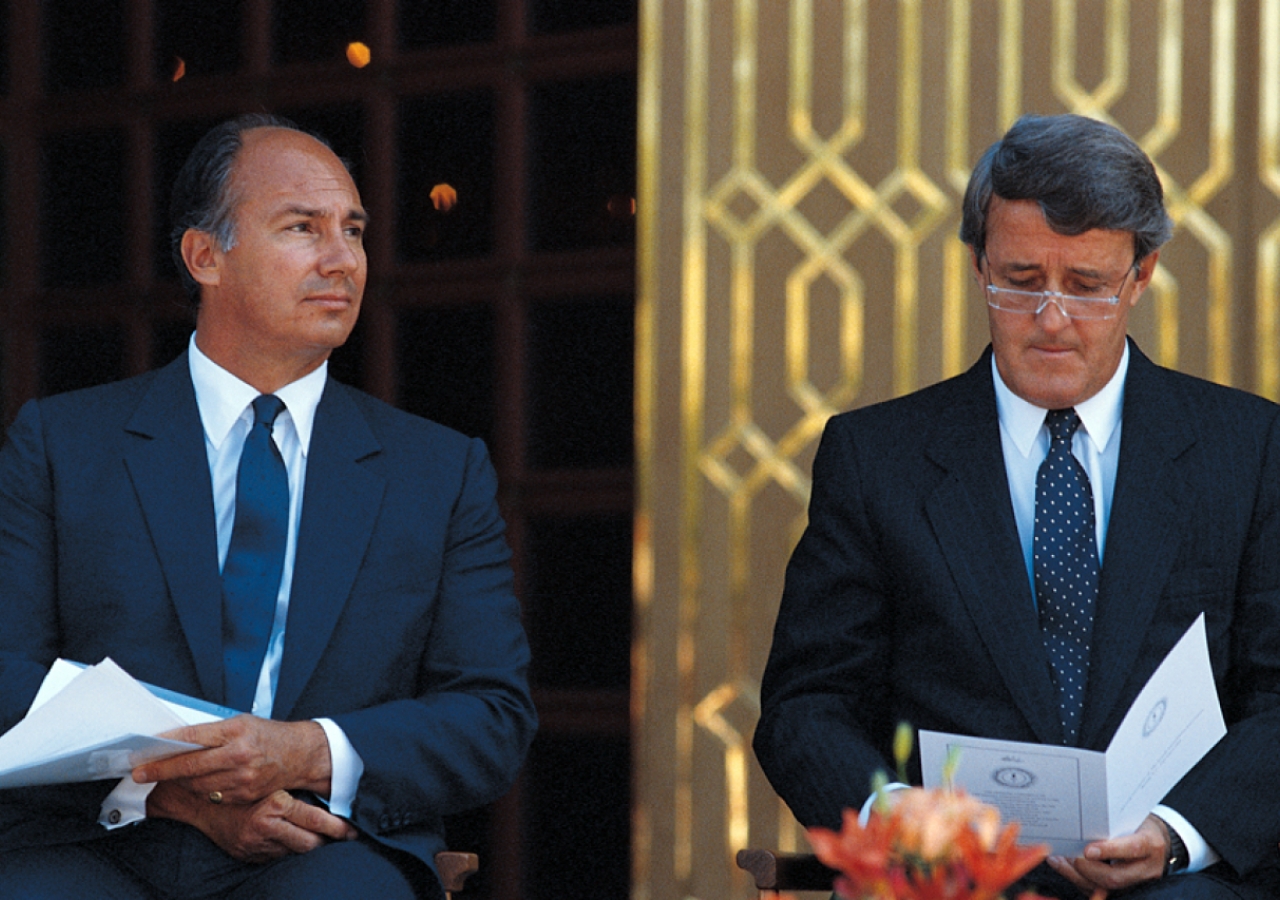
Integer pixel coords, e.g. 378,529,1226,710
157,715,250,748
229,793,355,860
269,822,330,856
133,744,241,788
1047,855,1098,894
285,797,359,842
1085,840,1145,863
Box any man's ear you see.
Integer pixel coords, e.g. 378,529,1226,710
968,245,984,285
1128,249,1160,307
180,229,222,289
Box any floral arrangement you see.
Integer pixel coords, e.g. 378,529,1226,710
805,725,1052,900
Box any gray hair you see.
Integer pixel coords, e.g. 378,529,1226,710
168,113,329,306
959,114,1173,265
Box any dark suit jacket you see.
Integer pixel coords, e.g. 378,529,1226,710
755,341,1280,881
0,353,537,887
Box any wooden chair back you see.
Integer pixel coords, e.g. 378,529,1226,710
736,849,837,897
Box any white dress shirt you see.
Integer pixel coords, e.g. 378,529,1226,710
99,336,363,828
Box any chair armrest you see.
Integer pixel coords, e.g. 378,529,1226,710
736,849,837,891
434,851,480,896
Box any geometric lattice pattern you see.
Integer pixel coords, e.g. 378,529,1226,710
636,2,1280,898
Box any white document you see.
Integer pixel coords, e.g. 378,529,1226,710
920,614,1226,856
0,658,235,789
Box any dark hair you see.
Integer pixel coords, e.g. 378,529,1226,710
959,114,1173,265
168,113,330,306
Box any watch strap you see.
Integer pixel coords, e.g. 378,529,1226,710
1159,817,1189,876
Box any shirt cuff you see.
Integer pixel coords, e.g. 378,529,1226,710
1154,804,1220,873
99,777,155,829
314,717,363,818
858,781,909,825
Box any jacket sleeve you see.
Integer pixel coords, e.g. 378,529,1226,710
0,400,122,844
332,437,537,836
1161,408,1280,878
754,416,896,829
0,400,61,732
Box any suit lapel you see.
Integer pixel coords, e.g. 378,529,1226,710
923,354,1065,744
122,355,225,702
1079,345,1193,746
272,380,385,720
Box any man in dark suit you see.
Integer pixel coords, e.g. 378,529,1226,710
754,114,1280,899
0,115,536,899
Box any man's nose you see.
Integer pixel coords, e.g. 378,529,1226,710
318,228,361,275
1034,294,1073,328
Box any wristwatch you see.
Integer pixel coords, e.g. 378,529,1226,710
1160,818,1189,876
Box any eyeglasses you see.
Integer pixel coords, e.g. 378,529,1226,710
984,265,1136,321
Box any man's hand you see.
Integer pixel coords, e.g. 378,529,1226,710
132,715,333,804
1047,813,1170,896
146,780,357,863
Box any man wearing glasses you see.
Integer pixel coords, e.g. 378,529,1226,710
755,114,1280,899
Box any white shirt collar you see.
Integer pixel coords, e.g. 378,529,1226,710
187,333,328,453
992,341,1128,459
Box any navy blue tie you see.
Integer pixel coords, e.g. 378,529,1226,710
222,394,288,711
1034,408,1098,745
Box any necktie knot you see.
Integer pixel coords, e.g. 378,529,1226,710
1045,408,1080,444
252,394,285,430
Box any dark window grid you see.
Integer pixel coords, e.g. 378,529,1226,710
43,0,126,94
530,0,637,36
40,128,126,288
0,6,637,898
271,0,367,67
511,470,634,514
153,0,244,81
523,733,631,900
526,297,634,470
527,73,636,253
524,512,633,689
399,0,498,50
396,90,499,264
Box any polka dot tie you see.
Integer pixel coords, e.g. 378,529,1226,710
1033,408,1098,745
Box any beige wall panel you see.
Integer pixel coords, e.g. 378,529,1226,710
636,2,1277,898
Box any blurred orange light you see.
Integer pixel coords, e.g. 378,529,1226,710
431,183,458,213
346,42,371,68
606,195,636,218
172,57,186,82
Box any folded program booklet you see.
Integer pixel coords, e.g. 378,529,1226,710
920,614,1226,857
0,658,235,788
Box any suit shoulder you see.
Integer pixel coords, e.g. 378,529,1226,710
824,366,981,433
22,367,163,429
1157,364,1278,408
329,380,480,454
1141,363,1280,434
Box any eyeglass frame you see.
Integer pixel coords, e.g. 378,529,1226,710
981,259,1140,321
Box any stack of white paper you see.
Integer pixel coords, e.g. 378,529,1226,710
0,658,231,788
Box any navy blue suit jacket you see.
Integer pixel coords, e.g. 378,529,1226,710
0,353,537,885
756,341,1280,881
